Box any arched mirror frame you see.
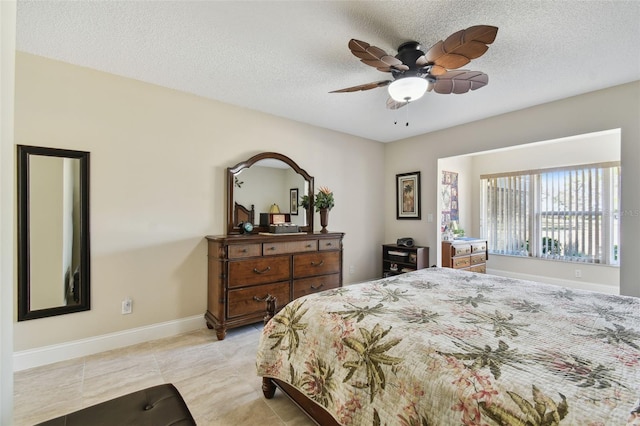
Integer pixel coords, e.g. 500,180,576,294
17,145,91,321
227,152,314,234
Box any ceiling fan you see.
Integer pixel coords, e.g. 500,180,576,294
330,25,498,109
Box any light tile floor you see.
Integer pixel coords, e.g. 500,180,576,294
13,324,316,425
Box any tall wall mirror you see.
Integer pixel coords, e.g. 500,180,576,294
227,152,314,234
17,145,90,321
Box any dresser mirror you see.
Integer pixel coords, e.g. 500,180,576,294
17,145,91,321
227,152,314,234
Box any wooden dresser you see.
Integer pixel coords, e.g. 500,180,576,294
441,239,488,273
205,232,344,339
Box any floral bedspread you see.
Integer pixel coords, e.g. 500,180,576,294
256,268,640,425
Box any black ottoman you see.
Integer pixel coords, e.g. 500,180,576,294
36,383,196,426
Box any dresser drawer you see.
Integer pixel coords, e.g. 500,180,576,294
228,243,261,259
319,239,341,251
452,256,471,269
469,264,486,273
470,253,486,265
227,281,290,318
452,244,471,256
263,239,317,255
293,273,340,299
293,251,340,278
228,256,290,287
471,242,487,253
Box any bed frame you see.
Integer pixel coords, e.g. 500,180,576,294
261,296,340,425
262,377,340,425
234,202,254,227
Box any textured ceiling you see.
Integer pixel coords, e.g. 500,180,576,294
15,1,640,143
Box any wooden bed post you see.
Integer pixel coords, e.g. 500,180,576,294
262,377,277,399
262,295,278,399
264,294,277,325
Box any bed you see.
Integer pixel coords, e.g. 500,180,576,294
256,267,640,425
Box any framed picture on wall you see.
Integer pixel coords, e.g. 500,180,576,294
441,170,459,231
396,171,421,220
290,188,299,215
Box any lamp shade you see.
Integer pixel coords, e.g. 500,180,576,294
387,77,428,102
269,203,281,213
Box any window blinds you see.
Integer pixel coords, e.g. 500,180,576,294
482,162,620,264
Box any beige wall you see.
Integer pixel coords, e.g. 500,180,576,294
12,51,640,358
384,81,640,297
13,52,386,351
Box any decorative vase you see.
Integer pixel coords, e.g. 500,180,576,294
319,208,329,233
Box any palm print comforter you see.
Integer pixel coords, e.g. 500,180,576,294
256,268,640,425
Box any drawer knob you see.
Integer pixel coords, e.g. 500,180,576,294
326,243,332,247
311,260,325,267
253,266,272,274
241,248,247,253
310,283,325,290
267,246,275,251
306,244,312,248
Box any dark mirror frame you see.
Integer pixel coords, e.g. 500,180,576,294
227,152,314,234
17,145,91,321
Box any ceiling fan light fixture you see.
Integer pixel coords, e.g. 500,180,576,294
388,77,428,102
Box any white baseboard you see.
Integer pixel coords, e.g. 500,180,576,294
13,315,205,372
487,268,619,295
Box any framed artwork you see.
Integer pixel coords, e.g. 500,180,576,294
290,188,299,215
441,171,459,231
396,171,421,220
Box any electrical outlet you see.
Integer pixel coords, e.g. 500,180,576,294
349,265,355,274
574,269,582,278
121,298,132,314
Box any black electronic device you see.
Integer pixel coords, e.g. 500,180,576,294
396,237,414,247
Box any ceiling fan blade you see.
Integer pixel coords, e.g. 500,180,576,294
432,70,489,94
430,64,448,76
386,97,408,110
348,39,408,71
424,25,498,70
330,80,392,93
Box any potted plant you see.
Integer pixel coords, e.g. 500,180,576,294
314,186,334,211
314,186,334,233
299,195,310,210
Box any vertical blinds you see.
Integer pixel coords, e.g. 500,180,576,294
484,174,530,256
482,162,620,264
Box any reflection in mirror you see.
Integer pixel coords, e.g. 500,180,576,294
227,152,314,234
18,145,90,321
234,160,309,227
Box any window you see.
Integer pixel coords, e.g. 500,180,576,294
481,162,620,265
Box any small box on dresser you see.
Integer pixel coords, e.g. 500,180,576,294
382,244,429,277
441,238,488,273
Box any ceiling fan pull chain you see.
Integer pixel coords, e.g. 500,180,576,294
405,101,410,126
